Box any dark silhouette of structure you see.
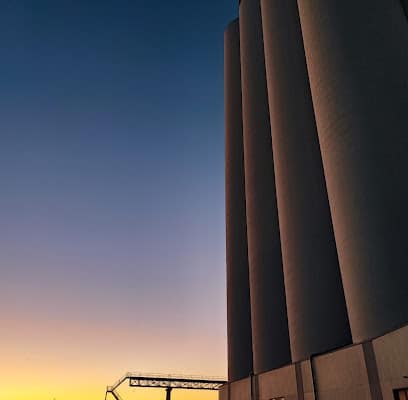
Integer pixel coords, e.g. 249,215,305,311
239,0,290,375
223,0,408,399
225,19,253,383
106,373,226,400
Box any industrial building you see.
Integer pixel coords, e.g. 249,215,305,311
223,0,408,399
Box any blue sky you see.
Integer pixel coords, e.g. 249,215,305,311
0,1,238,398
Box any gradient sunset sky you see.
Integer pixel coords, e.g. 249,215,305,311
0,1,236,399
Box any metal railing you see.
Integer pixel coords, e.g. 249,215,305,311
105,372,227,400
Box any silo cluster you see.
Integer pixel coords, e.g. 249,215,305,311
225,0,408,384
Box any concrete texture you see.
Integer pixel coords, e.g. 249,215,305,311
239,0,290,373
219,384,229,400
222,325,408,400
224,18,253,383
297,0,408,343
258,364,299,400
313,344,372,400
260,0,351,362
300,360,315,400
230,377,251,400
362,342,383,400
373,325,408,400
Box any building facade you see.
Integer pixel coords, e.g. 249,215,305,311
223,0,408,399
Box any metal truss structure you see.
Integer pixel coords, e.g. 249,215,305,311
105,373,226,400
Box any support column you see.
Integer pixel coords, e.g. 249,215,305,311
239,0,291,374
260,0,351,362
295,363,305,400
166,387,172,400
225,18,253,382
297,0,408,342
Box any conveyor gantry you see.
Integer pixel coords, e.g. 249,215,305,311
105,373,226,400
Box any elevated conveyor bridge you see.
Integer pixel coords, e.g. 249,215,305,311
105,373,226,400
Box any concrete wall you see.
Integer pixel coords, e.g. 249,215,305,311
373,325,408,400
258,364,299,400
260,0,351,363
225,0,408,395
310,326,408,399
239,0,290,374
225,325,408,400
313,345,372,400
297,0,408,343
225,17,253,383
230,377,252,400
219,384,229,400
300,361,315,400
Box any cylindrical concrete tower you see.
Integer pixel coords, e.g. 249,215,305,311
297,0,408,343
225,18,253,382
239,0,291,373
260,0,352,362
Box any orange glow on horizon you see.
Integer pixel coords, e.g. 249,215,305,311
1,310,226,400
2,385,220,400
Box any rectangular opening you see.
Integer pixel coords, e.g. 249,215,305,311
394,388,408,400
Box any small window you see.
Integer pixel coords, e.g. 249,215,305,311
394,388,408,400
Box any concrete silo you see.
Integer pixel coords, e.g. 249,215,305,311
297,0,408,343
239,0,291,373
224,18,253,382
260,0,352,362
